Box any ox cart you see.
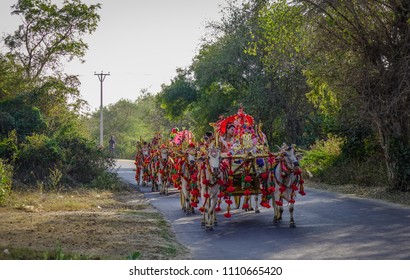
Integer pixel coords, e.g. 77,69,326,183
212,107,271,214
197,107,306,230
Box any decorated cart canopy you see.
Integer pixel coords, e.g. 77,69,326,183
214,106,255,135
212,106,269,157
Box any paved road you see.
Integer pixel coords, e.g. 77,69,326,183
116,159,410,260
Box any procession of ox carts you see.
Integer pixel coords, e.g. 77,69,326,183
134,108,306,230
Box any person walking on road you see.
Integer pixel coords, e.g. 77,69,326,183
109,135,116,156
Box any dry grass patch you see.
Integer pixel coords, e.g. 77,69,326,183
4,189,118,212
0,187,190,260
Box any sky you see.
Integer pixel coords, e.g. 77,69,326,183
0,0,231,111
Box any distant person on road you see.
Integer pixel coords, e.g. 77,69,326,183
109,135,116,156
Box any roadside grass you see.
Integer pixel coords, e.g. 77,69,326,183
0,243,100,260
3,189,117,212
0,186,190,260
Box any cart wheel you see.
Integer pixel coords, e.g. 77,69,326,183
234,196,241,209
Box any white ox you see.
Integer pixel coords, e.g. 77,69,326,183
156,146,173,195
135,145,151,187
270,143,305,228
180,148,198,215
198,146,224,231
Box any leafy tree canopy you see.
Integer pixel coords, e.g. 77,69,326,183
4,0,101,80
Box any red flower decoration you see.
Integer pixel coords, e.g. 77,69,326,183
289,199,295,204
190,202,198,208
268,187,275,193
243,189,251,196
244,175,252,183
279,186,286,193
225,199,233,205
275,200,283,206
227,186,236,193
299,179,305,184
203,193,210,198
224,212,232,218
215,206,221,212
217,192,225,198
242,203,249,209
199,207,205,212
260,173,268,180
299,190,306,196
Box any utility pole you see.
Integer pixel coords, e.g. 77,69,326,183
94,71,110,147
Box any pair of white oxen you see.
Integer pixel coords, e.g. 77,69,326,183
136,146,174,195
138,143,304,231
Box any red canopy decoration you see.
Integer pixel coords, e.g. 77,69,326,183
214,106,254,135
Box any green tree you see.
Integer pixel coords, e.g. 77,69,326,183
4,0,101,80
0,0,120,188
0,94,47,141
85,92,175,159
189,0,273,138
158,68,198,121
299,0,410,190
248,0,314,145
0,54,26,99
0,159,13,206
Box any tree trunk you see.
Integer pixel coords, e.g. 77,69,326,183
377,123,410,191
